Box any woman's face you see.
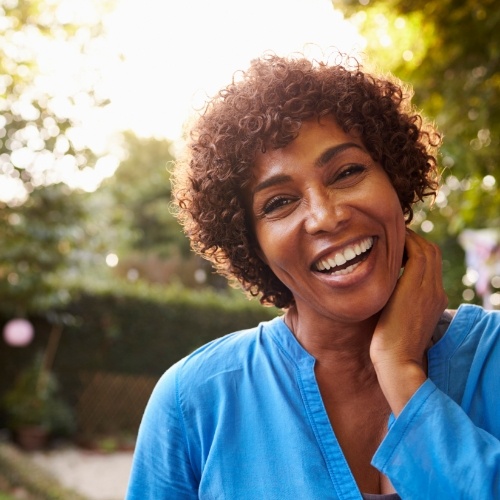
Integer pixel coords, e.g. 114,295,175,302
247,116,406,325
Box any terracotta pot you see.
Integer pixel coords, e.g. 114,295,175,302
15,426,49,451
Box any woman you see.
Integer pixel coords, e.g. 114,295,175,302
126,53,500,499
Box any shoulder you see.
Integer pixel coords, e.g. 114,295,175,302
183,316,280,370
433,304,500,359
153,316,283,400
452,304,500,334
429,305,500,408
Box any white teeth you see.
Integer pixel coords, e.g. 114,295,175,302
315,237,374,272
334,253,346,266
331,262,361,276
344,247,356,260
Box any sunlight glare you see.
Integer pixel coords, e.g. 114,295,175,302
4,0,363,201
104,0,363,140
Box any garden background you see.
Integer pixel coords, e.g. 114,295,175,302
0,0,499,496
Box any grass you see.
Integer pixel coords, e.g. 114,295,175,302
0,442,88,500
0,472,36,500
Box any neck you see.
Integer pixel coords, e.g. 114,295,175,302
284,306,381,391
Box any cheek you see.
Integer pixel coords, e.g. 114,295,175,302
375,184,406,265
391,204,407,267
255,245,269,265
254,226,300,284
254,227,279,268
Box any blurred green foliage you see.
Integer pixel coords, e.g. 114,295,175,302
104,132,190,258
58,282,277,376
0,0,111,198
0,184,122,315
0,282,278,436
0,0,124,316
2,353,74,435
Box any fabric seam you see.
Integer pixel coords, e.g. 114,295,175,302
174,361,199,483
269,324,355,499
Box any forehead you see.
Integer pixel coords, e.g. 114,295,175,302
254,116,363,172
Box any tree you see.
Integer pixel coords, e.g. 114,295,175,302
102,132,223,288
334,0,499,228
0,0,118,205
1,184,84,315
333,0,500,306
0,0,120,316
107,132,189,258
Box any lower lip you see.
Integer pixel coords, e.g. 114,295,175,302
314,240,377,287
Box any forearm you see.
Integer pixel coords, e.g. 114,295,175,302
373,360,427,417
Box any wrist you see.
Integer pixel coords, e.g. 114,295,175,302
373,360,427,417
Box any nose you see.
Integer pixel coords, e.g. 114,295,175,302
303,189,351,235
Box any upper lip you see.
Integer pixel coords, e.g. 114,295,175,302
311,236,375,271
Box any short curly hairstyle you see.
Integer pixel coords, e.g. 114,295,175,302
172,52,441,309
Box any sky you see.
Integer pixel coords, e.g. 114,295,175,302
101,0,364,141
2,0,365,203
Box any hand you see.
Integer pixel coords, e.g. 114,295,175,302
370,229,448,415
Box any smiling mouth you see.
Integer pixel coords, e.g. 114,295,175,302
314,237,374,276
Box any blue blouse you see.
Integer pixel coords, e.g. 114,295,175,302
126,305,500,499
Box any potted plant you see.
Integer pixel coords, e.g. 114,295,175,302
2,355,75,450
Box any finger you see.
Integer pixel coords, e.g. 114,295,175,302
400,230,427,286
405,230,448,309
404,230,443,284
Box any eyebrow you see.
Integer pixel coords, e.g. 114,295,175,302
252,174,292,196
252,142,364,196
315,142,364,168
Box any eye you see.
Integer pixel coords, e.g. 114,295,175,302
263,195,293,214
334,164,367,183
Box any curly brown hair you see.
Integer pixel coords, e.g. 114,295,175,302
172,52,441,309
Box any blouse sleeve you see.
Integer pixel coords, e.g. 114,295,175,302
372,378,500,499
126,362,198,499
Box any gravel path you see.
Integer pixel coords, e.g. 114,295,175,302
30,447,133,500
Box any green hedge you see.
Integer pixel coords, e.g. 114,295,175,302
57,282,278,377
0,282,279,436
